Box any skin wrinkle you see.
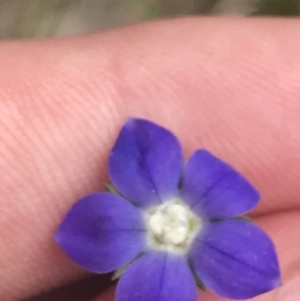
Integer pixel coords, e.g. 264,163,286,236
6,106,70,213
30,114,73,203
0,17,299,301
34,85,108,196
31,94,96,196
0,56,109,295
0,112,49,244
23,120,63,204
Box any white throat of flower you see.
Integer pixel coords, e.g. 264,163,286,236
145,198,202,254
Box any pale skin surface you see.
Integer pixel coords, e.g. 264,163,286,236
0,17,299,301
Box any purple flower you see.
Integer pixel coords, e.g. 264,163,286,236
54,118,281,301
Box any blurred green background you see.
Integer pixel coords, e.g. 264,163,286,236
0,0,299,39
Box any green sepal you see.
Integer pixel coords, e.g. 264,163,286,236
111,265,128,281
105,183,121,196
111,254,142,281
210,218,223,223
194,275,207,291
235,216,252,222
190,264,207,291
211,216,252,223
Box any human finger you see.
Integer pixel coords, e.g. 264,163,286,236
1,17,300,301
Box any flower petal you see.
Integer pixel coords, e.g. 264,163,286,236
189,220,281,299
181,150,259,219
54,193,146,273
117,251,197,301
109,118,183,208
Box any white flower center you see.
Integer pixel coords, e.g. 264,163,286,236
145,199,201,254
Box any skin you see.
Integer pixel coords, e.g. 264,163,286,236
0,17,299,301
